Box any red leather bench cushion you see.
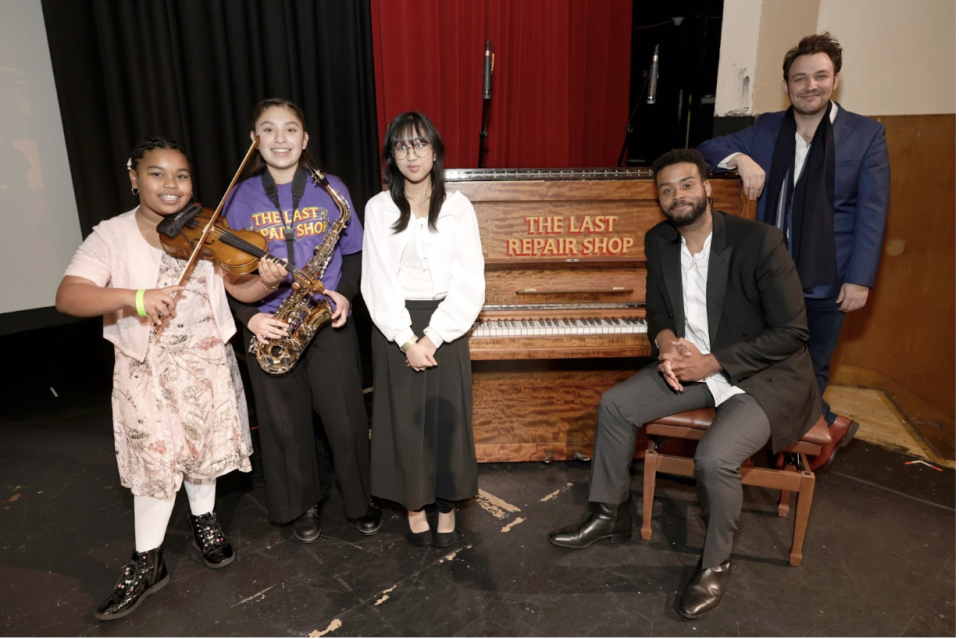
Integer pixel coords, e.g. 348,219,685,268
648,409,831,447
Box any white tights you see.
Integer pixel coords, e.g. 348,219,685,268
133,479,216,552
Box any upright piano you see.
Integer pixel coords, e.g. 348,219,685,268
445,168,755,463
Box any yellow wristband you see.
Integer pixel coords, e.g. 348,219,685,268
135,289,148,317
400,336,419,353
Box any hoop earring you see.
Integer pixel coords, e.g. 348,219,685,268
131,187,139,196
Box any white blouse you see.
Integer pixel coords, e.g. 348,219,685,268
361,190,485,349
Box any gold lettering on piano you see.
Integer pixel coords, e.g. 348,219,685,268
508,215,633,257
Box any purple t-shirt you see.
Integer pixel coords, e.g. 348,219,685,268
224,172,363,314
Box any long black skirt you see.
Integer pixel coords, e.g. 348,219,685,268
370,299,478,511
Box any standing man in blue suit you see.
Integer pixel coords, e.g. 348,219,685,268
698,32,890,471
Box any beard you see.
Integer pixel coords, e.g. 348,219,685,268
664,195,708,228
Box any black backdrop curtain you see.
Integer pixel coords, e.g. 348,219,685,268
40,0,381,237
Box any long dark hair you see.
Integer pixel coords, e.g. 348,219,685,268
381,111,446,233
243,98,319,179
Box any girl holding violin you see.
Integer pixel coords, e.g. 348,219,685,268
223,99,381,542
55,137,287,621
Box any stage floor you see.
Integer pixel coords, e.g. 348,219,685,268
0,326,955,637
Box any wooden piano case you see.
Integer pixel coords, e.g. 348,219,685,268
445,168,754,463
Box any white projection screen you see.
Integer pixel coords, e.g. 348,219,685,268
0,1,83,319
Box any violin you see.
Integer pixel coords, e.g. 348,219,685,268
148,137,312,337
158,204,312,287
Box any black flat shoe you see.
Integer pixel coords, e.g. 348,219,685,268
95,547,170,621
678,559,732,619
355,500,383,536
190,511,236,569
293,505,322,543
406,527,432,546
547,501,632,549
433,530,456,548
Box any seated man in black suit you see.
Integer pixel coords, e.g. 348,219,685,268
548,148,821,619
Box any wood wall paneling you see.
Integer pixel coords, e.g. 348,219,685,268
830,114,956,437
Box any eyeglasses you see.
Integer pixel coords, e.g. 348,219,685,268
392,141,432,160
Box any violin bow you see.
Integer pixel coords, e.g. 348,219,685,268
152,136,260,334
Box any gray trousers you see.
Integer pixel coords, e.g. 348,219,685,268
589,364,771,568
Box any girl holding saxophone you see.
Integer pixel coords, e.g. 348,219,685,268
223,99,380,542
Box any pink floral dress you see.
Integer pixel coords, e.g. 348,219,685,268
111,252,253,499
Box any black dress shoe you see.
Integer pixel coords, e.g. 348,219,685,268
95,547,170,621
293,505,322,543
355,500,383,536
547,501,632,549
190,511,236,568
679,559,732,619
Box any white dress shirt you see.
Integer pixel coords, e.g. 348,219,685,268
680,232,744,406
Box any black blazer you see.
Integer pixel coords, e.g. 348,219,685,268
646,210,821,452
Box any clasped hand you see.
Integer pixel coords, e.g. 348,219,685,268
406,337,438,372
658,337,720,392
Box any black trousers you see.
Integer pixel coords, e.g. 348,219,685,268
243,318,372,523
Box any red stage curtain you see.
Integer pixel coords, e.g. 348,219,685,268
370,0,632,169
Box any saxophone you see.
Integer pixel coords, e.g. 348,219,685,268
250,167,352,375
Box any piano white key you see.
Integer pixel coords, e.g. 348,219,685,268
471,316,647,337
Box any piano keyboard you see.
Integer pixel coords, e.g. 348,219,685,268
470,317,647,338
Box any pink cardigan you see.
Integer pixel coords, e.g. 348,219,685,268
65,209,237,362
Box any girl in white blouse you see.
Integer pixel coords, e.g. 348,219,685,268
361,112,485,546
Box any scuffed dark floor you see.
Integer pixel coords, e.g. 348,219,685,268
0,321,955,637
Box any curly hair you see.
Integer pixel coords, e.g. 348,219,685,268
128,137,188,173
782,32,842,80
652,148,708,184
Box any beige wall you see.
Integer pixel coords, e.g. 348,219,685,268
715,0,956,116
714,0,762,116
753,0,819,114
818,0,955,115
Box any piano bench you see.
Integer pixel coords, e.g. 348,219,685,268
640,409,830,567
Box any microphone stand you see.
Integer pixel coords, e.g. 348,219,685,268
478,97,492,168
616,73,650,167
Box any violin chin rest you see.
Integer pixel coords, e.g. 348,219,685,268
157,203,203,238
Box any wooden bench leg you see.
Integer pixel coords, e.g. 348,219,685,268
789,470,816,567
641,448,658,541
778,463,797,517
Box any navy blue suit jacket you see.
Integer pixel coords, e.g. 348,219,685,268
698,103,890,298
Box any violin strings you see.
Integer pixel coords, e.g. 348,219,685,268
208,227,310,280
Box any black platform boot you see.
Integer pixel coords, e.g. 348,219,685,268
190,511,236,568
95,547,170,621
547,501,632,549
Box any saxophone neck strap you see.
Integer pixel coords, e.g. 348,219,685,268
261,166,308,268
